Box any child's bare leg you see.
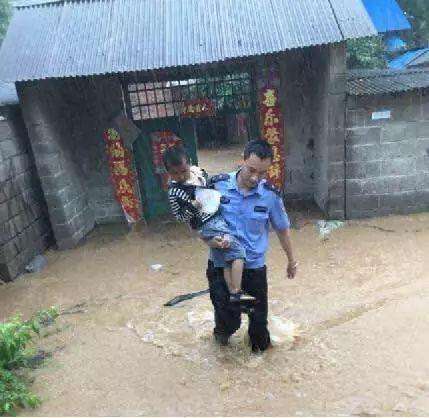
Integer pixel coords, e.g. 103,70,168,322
230,259,244,293
228,260,256,303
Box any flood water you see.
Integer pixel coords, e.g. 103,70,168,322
1,210,428,416
1,147,429,416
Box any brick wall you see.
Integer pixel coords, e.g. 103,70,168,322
0,106,52,281
345,89,429,218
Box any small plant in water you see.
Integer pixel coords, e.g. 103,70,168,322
0,306,59,415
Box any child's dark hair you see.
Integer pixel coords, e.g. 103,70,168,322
244,139,273,160
162,144,190,170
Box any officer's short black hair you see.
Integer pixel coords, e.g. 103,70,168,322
162,144,190,170
244,139,273,161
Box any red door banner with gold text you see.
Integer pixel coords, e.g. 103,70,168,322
259,86,285,189
103,128,141,222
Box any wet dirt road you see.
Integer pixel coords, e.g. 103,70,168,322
198,144,243,174
1,211,429,416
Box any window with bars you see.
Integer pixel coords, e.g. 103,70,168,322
127,73,252,121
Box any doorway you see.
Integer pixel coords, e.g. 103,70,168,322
125,71,257,221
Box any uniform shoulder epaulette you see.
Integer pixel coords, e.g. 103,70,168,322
209,173,230,183
263,182,282,196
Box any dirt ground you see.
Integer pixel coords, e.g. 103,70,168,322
198,144,243,174
1,148,429,416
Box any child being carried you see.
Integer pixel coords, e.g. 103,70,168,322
163,144,255,304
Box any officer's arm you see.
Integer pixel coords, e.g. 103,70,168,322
275,229,297,278
269,194,297,278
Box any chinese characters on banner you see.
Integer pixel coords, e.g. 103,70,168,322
259,86,285,189
151,131,182,189
181,99,215,118
103,128,141,223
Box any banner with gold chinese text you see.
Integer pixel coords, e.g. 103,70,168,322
257,67,286,190
103,128,141,223
259,87,285,188
181,99,215,118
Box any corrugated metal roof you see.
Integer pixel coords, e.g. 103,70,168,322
347,68,429,95
0,82,19,105
12,0,63,7
361,0,410,33
388,48,429,70
0,0,377,82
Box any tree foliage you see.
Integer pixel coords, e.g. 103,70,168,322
0,0,11,44
346,36,386,69
398,0,429,47
347,0,429,69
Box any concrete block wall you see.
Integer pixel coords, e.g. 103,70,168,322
279,48,321,201
17,77,126,249
325,43,347,220
0,106,52,281
345,89,429,218
18,81,95,250
58,77,126,224
279,43,347,219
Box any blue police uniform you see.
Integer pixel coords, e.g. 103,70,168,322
209,171,290,269
206,171,291,352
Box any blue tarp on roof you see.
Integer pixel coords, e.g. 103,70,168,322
361,0,411,33
388,48,429,69
385,35,407,52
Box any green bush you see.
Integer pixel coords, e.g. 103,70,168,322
0,370,41,414
0,307,59,415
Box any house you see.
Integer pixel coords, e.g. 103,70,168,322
0,0,422,281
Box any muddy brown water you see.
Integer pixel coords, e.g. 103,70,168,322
1,210,429,416
198,144,243,174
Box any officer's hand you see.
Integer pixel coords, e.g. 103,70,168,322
207,236,226,249
221,235,231,249
287,261,298,279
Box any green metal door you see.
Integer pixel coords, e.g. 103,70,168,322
133,118,197,221
125,69,256,221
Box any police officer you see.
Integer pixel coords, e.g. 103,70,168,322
206,139,297,352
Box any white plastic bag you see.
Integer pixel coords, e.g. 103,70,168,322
195,188,221,215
